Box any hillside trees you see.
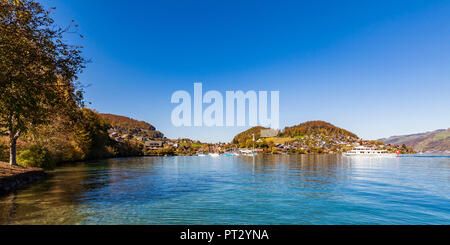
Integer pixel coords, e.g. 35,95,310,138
98,113,164,139
281,121,358,138
73,109,111,160
232,126,268,146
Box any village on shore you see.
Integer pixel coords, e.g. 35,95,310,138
108,119,415,156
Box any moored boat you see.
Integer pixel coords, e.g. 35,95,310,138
240,149,258,157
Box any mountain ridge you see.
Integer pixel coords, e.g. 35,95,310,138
379,128,450,153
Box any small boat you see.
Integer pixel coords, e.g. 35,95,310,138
240,149,257,157
209,153,220,157
197,153,206,157
225,152,241,156
343,146,397,157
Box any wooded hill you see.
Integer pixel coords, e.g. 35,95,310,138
98,113,164,139
233,121,358,144
281,121,358,139
232,126,269,145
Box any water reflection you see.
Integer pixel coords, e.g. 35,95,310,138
238,154,352,188
0,165,91,224
0,154,449,225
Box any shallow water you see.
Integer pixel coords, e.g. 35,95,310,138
0,154,449,225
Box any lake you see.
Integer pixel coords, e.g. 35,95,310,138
1,154,449,225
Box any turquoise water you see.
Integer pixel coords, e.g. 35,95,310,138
0,154,449,225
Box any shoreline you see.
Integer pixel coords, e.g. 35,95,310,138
0,162,47,197
79,152,431,161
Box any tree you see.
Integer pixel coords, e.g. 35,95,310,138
0,0,85,165
73,109,112,159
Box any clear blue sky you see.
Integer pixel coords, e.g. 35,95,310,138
42,0,450,142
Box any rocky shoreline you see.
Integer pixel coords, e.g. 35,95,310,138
0,162,47,196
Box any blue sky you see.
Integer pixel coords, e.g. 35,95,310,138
43,0,450,142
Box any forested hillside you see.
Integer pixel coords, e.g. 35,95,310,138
281,121,358,139
99,113,164,139
232,126,269,146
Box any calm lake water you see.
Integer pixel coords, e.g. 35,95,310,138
1,154,449,225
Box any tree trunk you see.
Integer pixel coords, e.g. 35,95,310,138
9,136,17,166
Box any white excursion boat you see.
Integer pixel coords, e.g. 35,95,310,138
343,146,398,157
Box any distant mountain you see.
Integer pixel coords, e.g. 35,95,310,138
98,113,164,139
379,128,450,153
